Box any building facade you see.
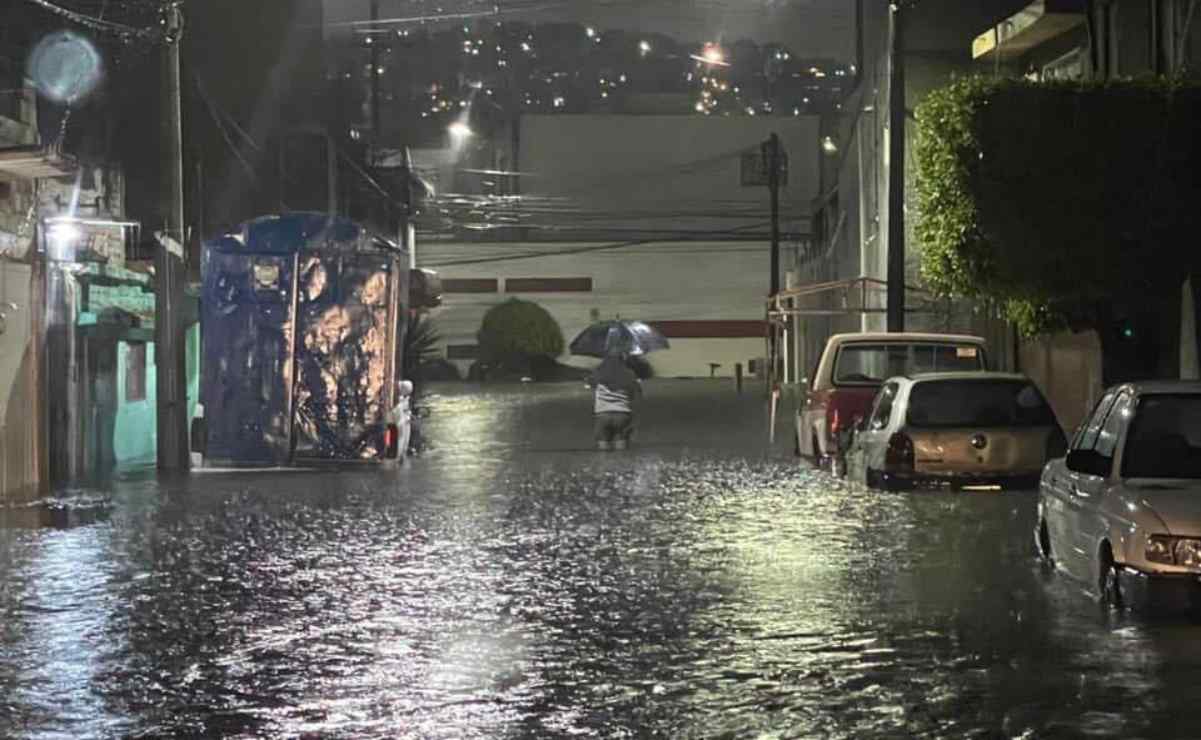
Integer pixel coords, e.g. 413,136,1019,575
420,113,820,378
800,0,1201,430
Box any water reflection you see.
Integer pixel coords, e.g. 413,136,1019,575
1,381,1200,737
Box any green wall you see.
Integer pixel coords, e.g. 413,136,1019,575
111,323,200,464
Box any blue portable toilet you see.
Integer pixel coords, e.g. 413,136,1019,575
193,213,410,467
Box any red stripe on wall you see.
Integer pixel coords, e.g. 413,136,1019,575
650,320,767,339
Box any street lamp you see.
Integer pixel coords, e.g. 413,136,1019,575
690,43,729,67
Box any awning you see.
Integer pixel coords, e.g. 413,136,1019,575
0,145,76,179
972,0,1086,61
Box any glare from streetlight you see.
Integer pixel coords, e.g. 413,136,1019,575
690,43,729,67
448,121,474,140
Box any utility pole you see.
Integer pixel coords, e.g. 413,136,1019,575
155,0,188,471
370,0,381,166
886,2,906,332
766,132,781,297
764,132,782,392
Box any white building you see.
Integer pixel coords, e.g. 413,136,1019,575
418,113,821,378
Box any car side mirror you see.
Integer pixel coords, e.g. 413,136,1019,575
1066,449,1110,478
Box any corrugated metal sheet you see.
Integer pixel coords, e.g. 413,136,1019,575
200,213,408,466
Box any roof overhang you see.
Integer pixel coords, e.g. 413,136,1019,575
972,0,1086,61
0,146,77,180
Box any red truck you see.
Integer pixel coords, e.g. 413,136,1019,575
795,332,990,476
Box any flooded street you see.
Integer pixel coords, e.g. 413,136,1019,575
3,380,1201,738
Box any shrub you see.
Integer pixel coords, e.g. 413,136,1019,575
914,76,1201,382
477,299,565,373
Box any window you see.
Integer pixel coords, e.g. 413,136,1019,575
442,278,498,293
906,380,1057,428
505,277,592,293
870,383,898,429
832,342,986,385
1121,394,1201,479
125,343,147,402
1075,391,1117,451
1042,47,1085,81
1095,392,1133,458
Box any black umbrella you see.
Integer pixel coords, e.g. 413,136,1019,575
569,320,670,358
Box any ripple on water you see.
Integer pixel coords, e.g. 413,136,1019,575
0,384,1197,737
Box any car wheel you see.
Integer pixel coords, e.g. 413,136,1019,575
810,433,824,471
794,428,802,458
1036,520,1053,565
1099,545,1123,609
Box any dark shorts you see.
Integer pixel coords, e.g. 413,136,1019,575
594,412,634,442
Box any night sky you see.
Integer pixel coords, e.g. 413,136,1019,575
322,0,855,60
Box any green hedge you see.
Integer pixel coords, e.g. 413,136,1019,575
914,76,1201,337
477,298,565,366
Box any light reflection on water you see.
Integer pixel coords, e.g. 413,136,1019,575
1,381,1200,738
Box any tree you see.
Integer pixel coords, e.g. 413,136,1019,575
477,299,565,374
914,76,1201,384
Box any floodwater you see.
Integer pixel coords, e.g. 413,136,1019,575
2,380,1201,738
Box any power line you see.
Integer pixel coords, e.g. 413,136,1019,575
23,0,163,41
421,220,772,267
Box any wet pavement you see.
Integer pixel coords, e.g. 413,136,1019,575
3,379,1201,738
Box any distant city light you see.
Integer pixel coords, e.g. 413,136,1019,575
639,40,652,56
822,136,839,154
586,26,596,38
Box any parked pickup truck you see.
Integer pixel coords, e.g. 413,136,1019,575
796,332,990,475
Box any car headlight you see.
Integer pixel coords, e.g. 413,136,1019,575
1145,535,1201,567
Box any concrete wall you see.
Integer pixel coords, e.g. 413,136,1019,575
0,261,39,501
1021,330,1104,434
422,240,770,378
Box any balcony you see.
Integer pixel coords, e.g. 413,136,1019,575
0,145,76,180
972,0,1086,61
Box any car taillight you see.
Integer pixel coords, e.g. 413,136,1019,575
885,432,914,471
1045,428,1068,461
384,423,399,458
829,406,842,436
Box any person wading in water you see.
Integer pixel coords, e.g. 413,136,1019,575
587,351,643,451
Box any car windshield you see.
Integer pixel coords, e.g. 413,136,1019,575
833,343,984,385
906,380,1056,428
1122,395,1201,479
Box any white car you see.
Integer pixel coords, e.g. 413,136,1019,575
848,372,1065,491
1037,381,1201,611
796,332,990,475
